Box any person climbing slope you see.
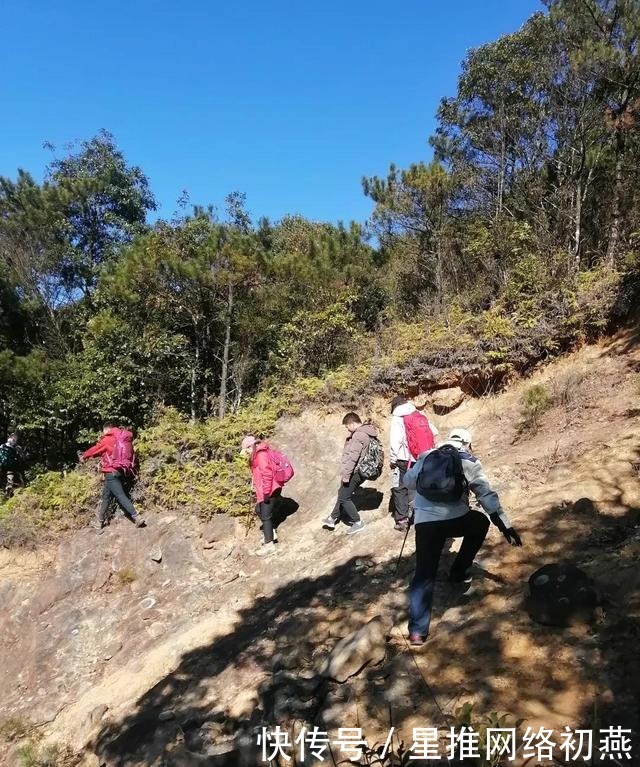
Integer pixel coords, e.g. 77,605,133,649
81,423,145,533
241,435,294,557
389,395,438,532
403,427,522,646
0,433,25,498
322,412,382,535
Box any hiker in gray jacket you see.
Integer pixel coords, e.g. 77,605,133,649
403,427,522,645
322,412,377,535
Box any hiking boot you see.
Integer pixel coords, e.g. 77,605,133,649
255,541,277,557
449,568,473,584
94,519,106,534
346,520,365,536
394,520,409,532
322,516,337,530
409,633,427,647
134,516,147,528
272,529,278,543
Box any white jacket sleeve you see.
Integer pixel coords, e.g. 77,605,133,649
463,457,511,527
389,416,406,464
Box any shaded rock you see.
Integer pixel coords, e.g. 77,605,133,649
87,703,109,727
431,386,465,414
526,563,599,627
150,546,163,563
202,516,236,544
318,615,391,683
159,709,176,721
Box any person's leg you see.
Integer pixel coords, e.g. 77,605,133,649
408,522,448,638
340,472,364,524
5,470,16,498
391,460,410,524
258,498,274,543
449,510,490,579
107,473,140,521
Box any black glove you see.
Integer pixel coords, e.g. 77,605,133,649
390,462,397,470
490,513,523,547
262,495,271,505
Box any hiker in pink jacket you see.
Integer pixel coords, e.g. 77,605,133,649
241,435,283,557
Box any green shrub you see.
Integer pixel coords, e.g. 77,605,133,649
116,567,137,585
17,740,62,767
0,716,31,742
518,383,553,433
452,703,521,767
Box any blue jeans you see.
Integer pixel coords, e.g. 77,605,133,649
408,510,490,637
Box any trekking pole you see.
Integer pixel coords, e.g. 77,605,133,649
395,522,411,575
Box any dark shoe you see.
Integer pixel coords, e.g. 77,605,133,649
449,568,473,584
134,516,146,528
346,521,365,535
409,633,427,646
322,516,337,530
394,520,409,532
255,541,277,557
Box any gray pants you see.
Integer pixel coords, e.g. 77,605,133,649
99,472,138,523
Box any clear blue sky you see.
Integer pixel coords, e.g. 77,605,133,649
1,0,540,225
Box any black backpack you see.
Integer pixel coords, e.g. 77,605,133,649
416,445,467,502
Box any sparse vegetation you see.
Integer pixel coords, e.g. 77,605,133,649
16,740,73,767
116,567,137,586
0,716,30,742
517,384,554,435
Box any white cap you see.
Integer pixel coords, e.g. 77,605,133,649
449,428,472,445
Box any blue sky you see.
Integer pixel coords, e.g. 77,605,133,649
1,0,540,225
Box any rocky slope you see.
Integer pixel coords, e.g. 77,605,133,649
1,329,639,766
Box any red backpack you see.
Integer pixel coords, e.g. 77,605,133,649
268,449,295,485
111,429,135,473
402,411,435,460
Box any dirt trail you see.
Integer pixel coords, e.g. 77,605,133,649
1,333,639,765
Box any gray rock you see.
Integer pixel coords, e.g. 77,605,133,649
159,709,175,721
526,563,599,627
318,615,391,683
150,546,163,563
87,703,109,727
103,641,122,661
202,515,236,544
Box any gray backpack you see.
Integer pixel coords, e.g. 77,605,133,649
357,437,384,480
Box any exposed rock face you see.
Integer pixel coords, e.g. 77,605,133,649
431,386,465,414
318,615,391,683
526,563,600,627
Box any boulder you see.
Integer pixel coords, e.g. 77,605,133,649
431,387,465,414
150,546,163,563
526,563,599,627
318,615,390,683
202,516,236,545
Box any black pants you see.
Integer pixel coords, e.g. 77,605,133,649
330,471,364,524
391,459,413,523
255,488,282,543
99,472,138,524
408,510,490,637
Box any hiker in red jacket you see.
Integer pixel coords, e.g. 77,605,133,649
81,423,145,533
241,435,285,557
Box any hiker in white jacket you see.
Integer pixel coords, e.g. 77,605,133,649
389,396,438,532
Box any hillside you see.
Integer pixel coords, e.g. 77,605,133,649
0,327,638,766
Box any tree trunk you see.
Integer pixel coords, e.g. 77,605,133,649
606,128,625,268
573,177,582,273
190,341,199,424
218,282,234,420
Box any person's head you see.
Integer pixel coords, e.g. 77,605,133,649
390,395,408,413
342,412,362,434
6,433,17,447
449,427,472,450
240,435,257,456
103,421,116,434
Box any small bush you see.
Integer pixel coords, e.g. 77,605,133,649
518,383,553,433
0,716,31,742
117,567,137,586
453,703,521,767
17,741,61,767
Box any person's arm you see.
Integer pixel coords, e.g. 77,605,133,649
254,450,274,503
340,436,360,483
464,457,522,546
82,436,110,461
428,420,439,438
402,455,424,491
389,417,403,466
